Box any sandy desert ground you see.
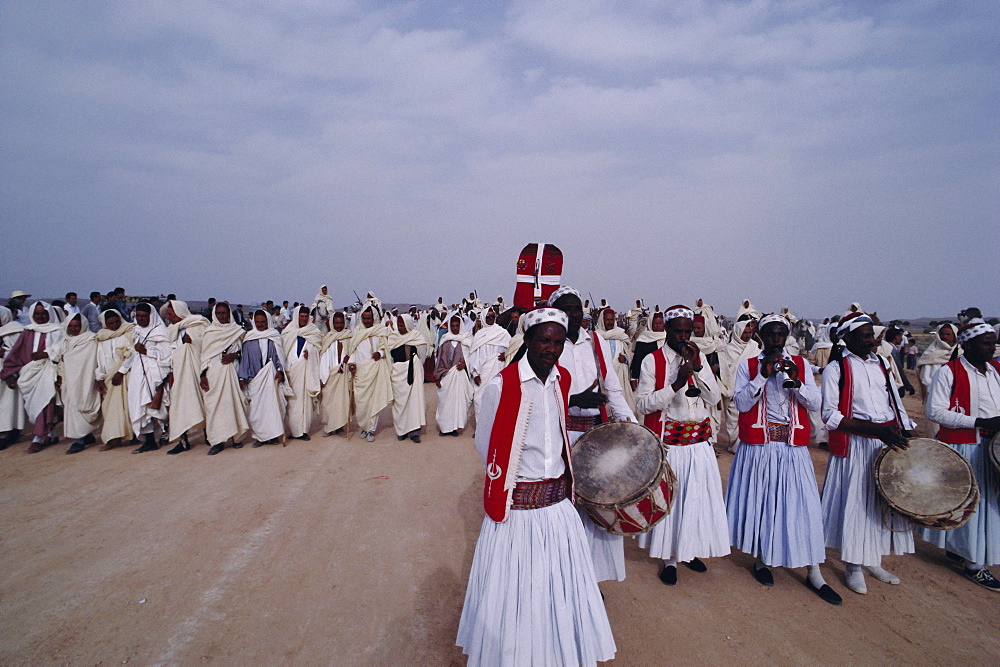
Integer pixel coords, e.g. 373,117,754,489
1,369,999,665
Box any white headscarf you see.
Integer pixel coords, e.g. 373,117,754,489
199,302,245,371
166,300,209,342
916,323,958,368
24,301,64,336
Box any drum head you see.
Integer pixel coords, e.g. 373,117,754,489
875,438,974,518
572,422,662,505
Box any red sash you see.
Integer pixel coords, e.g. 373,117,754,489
737,356,810,446
642,348,669,433
483,363,572,523
938,358,1000,445
591,333,609,424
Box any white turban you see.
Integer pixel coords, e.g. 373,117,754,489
522,308,569,331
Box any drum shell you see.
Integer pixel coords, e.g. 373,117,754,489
571,421,676,536
874,438,980,530
990,432,1000,478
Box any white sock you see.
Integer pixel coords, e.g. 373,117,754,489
664,558,677,568
32,436,43,444
965,561,984,572
865,565,900,584
807,565,827,588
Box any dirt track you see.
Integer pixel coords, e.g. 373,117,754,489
1,373,999,664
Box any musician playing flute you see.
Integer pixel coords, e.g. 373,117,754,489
923,319,1000,592
548,286,636,584
820,312,916,595
635,305,730,586
727,314,842,604
457,307,615,665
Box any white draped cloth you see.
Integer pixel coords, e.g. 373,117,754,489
469,322,510,416
313,286,334,334
281,305,323,438
596,314,637,415
435,322,473,433
95,311,135,443
348,313,392,433
388,314,427,436
121,307,171,435
51,315,100,439
319,323,352,434
0,308,26,432
166,300,208,442
199,305,249,445
243,313,288,443
917,323,958,390
17,302,63,429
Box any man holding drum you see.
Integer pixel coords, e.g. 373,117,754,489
727,314,842,604
821,312,917,595
457,307,615,665
548,286,637,584
924,319,1000,591
635,305,730,586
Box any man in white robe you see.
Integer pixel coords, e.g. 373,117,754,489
281,305,323,440
469,309,511,417
388,314,427,442
163,300,208,454
118,303,171,454
434,314,473,436
348,305,392,442
51,313,100,454
319,311,352,435
95,310,135,449
0,306,27,449
718,317,761,453
312,285,334,333
239,309,287,446
199,302,250,455
1,302,64,452
596,306,636,415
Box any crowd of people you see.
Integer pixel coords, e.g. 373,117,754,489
2,285,998,665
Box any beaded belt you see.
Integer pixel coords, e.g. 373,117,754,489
511,476,570,510
982,427,998,441
662,418,712,447
767,422,790,442
566,414,600,432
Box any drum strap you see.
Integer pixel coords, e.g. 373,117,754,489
877,356,906,432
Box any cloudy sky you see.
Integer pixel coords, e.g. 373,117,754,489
2,0,997,319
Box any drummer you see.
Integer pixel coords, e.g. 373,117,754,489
456,307,616,664
547,286,637,585
924,319,1000,592
821,312,917,595
726,314,842,604
634,305,730,586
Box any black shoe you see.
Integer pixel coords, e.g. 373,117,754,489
166,442,189,455
299,433,311,441
232,441,243,449
684,558,708,573
659,565,677,586
132,436,159,454
397,434,407,441
753,564,774,587
806,580,843,605
82,433,96,445
410,434,421,443
946,551,964,564
207,444,224,456
251,441,263,448
965,567,1000,592
66,440,87,455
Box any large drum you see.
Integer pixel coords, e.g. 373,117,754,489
874,438,980,530
572,421,676,535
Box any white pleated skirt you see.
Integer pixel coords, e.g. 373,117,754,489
457,498,616,666
637,440,730,562
726,439,826,568
921,438,1000,567
577,507,626,582
821,435,915,566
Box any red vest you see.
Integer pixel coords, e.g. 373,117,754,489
828,355,898,458
483,362,573,523
642,348,670,433
736,356,810,446
937,358,1000,445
